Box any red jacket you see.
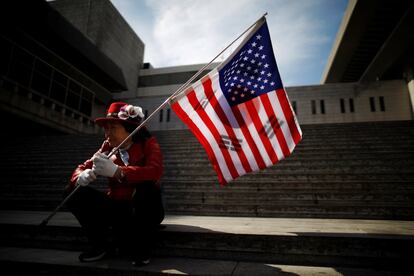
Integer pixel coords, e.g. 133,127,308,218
70,136,163,200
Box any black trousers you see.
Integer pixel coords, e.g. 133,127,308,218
66,182,164,258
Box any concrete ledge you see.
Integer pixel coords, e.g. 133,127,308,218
1,210,414,237
0,210,413,270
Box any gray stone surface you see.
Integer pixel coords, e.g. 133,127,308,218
1,211,413,274
0,246,410,276
2,210,414,238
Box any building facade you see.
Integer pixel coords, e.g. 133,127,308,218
131,65,412,131
1,0,412,134
0,0,144,135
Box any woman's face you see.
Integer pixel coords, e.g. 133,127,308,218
103,121,131,147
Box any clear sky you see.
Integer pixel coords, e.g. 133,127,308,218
110,0,348,87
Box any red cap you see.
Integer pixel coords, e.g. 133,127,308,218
95,102,143,127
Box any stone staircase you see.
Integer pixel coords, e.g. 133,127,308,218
1,120,413,219
159,121,414,220
1,121,414,275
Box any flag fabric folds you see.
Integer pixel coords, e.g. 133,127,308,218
170,18,302,185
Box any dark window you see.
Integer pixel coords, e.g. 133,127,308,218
340,98,345,113
320,100,325,114
79,89,93,116
159,109,164,122
292,101,297,114
13,47,34,67
10,62,32,86
31,72,50,95
379,96,385,112
369,97,376,112
50,71,68,104
53,71,67,86
50,81,66,103
34,59,52,77
0,37,12,75
311,100,316,114
82,89,93,102
66,81,81,110
349,98,354,113
80,99,92,116
144,110,148,119
66,91,79,110
167,108,171,122
9,47,33,87
68,81,81,95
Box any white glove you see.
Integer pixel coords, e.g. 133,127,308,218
92,152,119,177
76,169,96,186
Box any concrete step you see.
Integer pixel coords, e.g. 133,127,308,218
3,183,412,196
5,181,413,193
164,204,414,219
164,166,414,175
162,191,413,203
7,153,412,164
163,158,414,166
2,192,412,219
3,146,413,162
162,152,414,161
3,143,413,160
2,164,413,177
2,247,410,276
158,140,414,149
159,144,414,153
3,191,412,206
0,210,413,271
161,172,414,182
3,121,412,149
162,161,414,173
4,156,414,173
3,170,412,181
161,180,414,189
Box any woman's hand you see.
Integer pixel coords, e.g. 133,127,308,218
76,169,97,186
92,153,119,177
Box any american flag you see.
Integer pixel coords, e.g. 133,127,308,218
171,18,302,185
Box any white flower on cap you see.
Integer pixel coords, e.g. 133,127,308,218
118,104,144,120
125,105,144,119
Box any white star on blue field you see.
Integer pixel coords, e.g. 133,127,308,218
111,0,348,86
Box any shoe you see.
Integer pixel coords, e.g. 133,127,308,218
78,247,107,262
132,257,150,266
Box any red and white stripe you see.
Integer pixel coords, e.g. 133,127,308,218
171,69,302,185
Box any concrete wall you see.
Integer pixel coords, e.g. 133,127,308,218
128,64,218,130
130,64,412,131
50,0,144,98
129,93,184,131
287,80,412,124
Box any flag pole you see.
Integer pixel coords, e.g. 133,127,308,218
39,13,267,226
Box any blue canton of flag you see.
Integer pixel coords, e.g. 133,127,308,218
219,22,283,107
